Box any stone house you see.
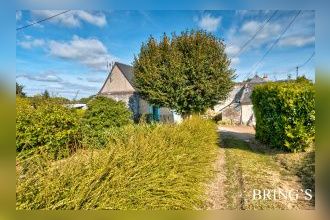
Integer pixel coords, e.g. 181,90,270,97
98,62,181,123
212,75,269,126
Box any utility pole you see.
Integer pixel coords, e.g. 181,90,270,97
296,66,299,79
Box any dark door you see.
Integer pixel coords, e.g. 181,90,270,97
152,106,160,122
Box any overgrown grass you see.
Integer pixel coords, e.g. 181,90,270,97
274,150,315,204
222,136,315,210
16,116,218,210
223,137,286,209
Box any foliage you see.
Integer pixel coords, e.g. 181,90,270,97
133,30,235,116
77,95,96,104
42,90,50,99
251,81,315,152
26,95,70,108
82,96,132,148
16,116,218,210
16,97,82,159
84,96,132,130
16,82,26,97
295,75,312,84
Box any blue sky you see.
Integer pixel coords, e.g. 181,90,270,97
16,10,315,99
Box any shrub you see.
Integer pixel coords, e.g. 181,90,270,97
251,81,315,152
16,116,219,210
82,96,132,148
83,96,132,130
16,97,82,159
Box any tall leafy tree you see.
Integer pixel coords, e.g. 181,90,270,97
133,30,235,117
42,90,50,99
16,82,26,97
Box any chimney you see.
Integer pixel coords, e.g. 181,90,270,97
263,74,268,81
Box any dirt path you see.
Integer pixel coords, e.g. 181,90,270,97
205,125,314,210
218,125,255,141
205,147,226,209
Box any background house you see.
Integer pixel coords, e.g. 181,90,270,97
99,62,180,123
211,75,269,126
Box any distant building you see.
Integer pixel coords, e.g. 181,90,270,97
65,103,87,110
98,62,181,123
212,74,269,126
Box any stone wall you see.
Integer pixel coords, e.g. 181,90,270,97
221,103,241,124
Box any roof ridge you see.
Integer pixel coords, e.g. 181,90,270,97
115,61,133,68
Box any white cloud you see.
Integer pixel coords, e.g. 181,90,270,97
241,20,281,40
225,45,240,57
225,11,315,56
197,14,221,32
17,72,63,82
49,35,114,71
75,11,106,27
230,57,240,66
17,37,45,49
85,77,106,83
31,10,107,27
278,36,315,47
16,11,22,20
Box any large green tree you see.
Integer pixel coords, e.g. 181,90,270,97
16,82,26,97
133,30,235,117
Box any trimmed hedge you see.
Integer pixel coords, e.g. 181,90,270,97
16,116,219,210
16,97,82,159
251,81,315,152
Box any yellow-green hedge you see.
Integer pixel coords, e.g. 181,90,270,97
16,97,82,159
251,81,315,152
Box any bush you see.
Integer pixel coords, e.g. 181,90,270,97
82,96,132,148
16,97,82,159
251,81,315,152
16,116,219,210
83,96,132,130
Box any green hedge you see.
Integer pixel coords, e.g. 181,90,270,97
82,96,132,148
251,81,315,152
16,97,82,159
83,96,132,130
16,116,218,210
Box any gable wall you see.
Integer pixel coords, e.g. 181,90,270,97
100,65,135,94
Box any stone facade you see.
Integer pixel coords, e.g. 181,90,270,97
221,103,241,124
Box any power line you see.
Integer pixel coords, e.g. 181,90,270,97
16,10,71,31
296,51,315,78
298,51,315,68
233,10,279,57
271,51,315,75
243,10,302,81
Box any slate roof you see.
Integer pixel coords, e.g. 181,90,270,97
239,75,269,105
247,74,267,84
240,84,255,105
